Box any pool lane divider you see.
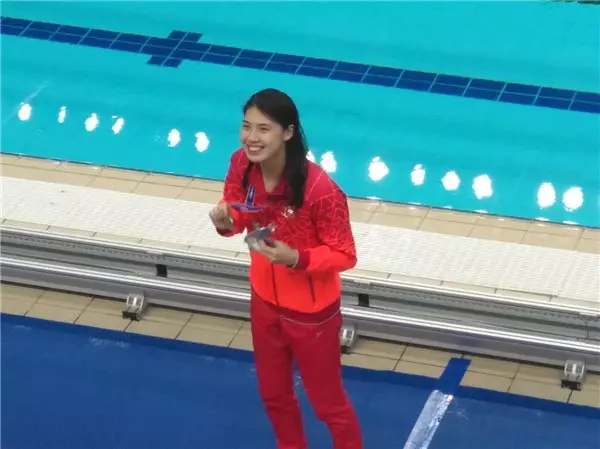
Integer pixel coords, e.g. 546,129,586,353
1,16,599,115
403,357,471,449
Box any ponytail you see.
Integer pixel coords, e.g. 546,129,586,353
283,128,308,209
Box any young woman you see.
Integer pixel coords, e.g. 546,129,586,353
209,88,363,449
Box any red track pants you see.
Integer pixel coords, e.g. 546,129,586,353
250,291,363,449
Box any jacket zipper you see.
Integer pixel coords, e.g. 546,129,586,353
308,275,316,303
271,264,280,306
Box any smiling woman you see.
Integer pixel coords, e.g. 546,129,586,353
209,88,363,449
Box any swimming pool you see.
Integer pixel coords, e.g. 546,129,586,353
1,2,599,227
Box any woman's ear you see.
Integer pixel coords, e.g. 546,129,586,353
283,125,294,142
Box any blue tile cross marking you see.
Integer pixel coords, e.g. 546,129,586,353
0,17,203,69
2,16,599,114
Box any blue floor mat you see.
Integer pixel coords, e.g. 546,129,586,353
430,386,600,449
2,313,599,449
1,314,434,449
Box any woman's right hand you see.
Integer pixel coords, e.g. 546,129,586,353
209,202,234,231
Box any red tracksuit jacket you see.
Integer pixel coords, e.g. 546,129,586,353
217,149,357,314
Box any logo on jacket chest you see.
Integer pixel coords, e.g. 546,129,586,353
281,206,295,219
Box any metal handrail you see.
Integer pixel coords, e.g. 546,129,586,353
1,256,249,301
2,255,598,357
342,306,600,354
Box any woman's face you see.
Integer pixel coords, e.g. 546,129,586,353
240,106,292,163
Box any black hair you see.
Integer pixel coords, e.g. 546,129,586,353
241,88,308,209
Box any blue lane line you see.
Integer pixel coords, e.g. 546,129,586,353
403,358,470,449
1,16,599,115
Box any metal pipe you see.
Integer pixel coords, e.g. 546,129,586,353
342,306,600,354
2,255,598,358
1,256,249,302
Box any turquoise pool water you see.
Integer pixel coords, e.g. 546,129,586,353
1,2,599,227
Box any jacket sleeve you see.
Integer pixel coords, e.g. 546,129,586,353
293,180,357,274
216,152,250,237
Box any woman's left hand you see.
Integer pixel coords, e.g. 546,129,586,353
256,240,299,267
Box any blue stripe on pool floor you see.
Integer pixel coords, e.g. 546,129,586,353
1,16,599,115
